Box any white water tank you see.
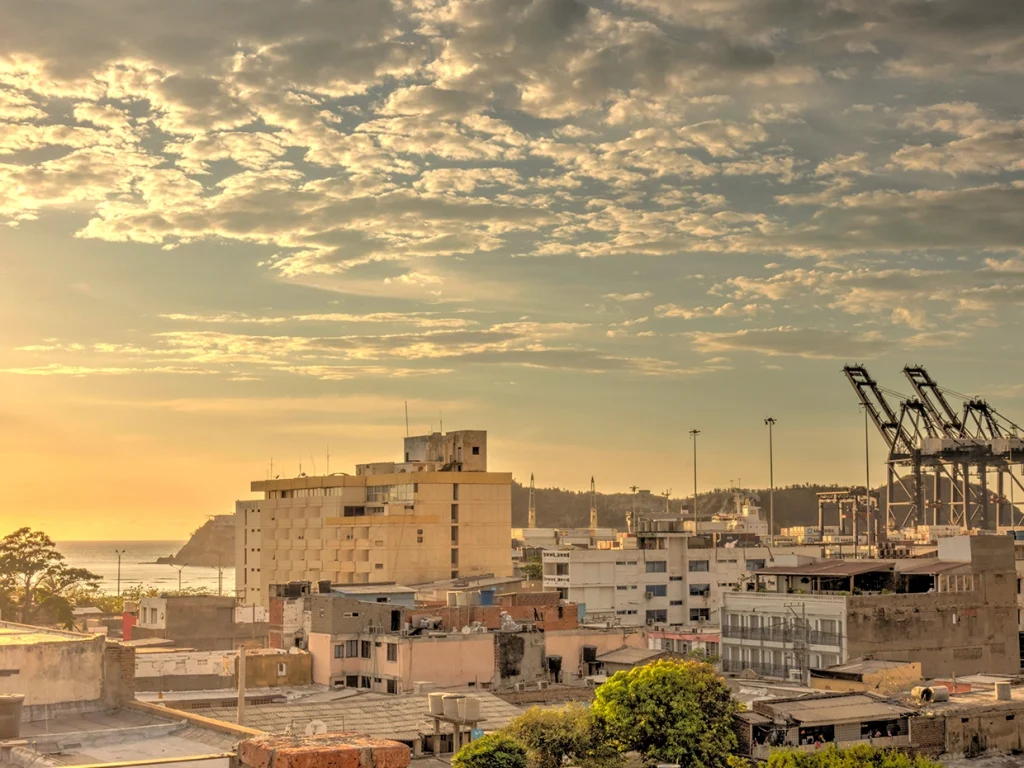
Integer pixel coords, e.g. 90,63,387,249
428,692,445,715
443,694,465,719
458,695,481,721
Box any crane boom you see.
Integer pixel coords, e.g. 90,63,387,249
843,365,910,455
903,365,963,436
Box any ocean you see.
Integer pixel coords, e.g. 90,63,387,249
57,541,236,596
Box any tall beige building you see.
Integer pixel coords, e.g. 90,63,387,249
236,430,512,606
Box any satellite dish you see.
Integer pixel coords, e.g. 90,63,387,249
462,626,472,634
305,720,328,736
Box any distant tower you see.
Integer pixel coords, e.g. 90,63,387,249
528,473,537,529
590,476,598,530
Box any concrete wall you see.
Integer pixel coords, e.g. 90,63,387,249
847,559,1019,678
0,625,104,706
406,634,495,690
134,595,269,651
308,595,402,635
408,604,577,632
135,648,311,692
493,633,546,687
308,632,333,686
544,629,647,681
945,705,1024,755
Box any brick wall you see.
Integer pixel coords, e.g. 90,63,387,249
909,714,946,755
409,603,577,632
502,592,561,607
101,641,136,708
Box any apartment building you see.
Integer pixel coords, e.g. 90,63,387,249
305,594,547,692
721,535,1020,682
542,515,823,629
237,430,512,606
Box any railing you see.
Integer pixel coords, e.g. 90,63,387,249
722,625,841,647
722,658,793,679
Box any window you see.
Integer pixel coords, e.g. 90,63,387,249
472,446,480,455
453,484,460,501
387,679,397,694
689,583,710,597
451,527,459,545
375,563,383,570
646,609,667,623
334,644,345,659
616,585,628,591
343,506,366,517
688,560,709,572
387,643,398,662
361,640,371,658
746,559,766,571
345,675,358,687
669,575,683,581
647,584,667,597
361,676,371,689
670,600,683,606
646,561,667,573
277,662,287,676
451,504,459,522
451,548,459,566
690,608,710,622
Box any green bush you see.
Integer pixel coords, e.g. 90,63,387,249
453,734,529,768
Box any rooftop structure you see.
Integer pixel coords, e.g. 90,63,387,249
722,535,1020,682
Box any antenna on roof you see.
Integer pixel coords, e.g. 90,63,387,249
405,401,410,438
310,452,317,477
440,409,443,434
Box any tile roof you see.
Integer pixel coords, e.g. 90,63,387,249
756,561,895,577
595,647,668,665
764,694,915,726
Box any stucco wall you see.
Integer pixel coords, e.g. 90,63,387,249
407,634,495,690
544,629,646,681
0,628,104,706
135,648,311,691
308,632,333,685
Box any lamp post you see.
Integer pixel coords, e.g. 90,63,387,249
689,429,701,532
172,564,187,592
114,549,127,597
764,418,776,543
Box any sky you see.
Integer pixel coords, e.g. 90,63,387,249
2,0,1024,540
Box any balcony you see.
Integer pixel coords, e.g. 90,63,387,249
722,625,841,647
722,658,794,679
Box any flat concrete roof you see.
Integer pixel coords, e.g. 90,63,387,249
0,622,95,645
18,708,239,767
332,585,417,595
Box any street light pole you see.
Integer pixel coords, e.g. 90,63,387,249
764,418,776,543
114,549,126,598
173,564,187,592
689,429,701,532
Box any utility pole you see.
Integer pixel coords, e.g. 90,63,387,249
764,418,776,543
217,553,224,596
237,647,247,726
114,549,127,598
689,430,701,532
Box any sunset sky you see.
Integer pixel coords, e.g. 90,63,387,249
2,0,1024,540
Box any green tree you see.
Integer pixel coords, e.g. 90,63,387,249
454,734,529,768
504,702,619,768
766,745,942,768
592,659,738,767
0,528,101,627
521,559,543,581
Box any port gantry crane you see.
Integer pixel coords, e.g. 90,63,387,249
843,364,1024,536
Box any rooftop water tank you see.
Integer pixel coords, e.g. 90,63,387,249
458,695,481,721
428,692,445,715
443,694,465,719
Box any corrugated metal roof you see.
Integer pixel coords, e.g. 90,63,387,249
895,559,967,575
769,694,915,726
595,647,667,665
198,692,523,741
756,560,895,577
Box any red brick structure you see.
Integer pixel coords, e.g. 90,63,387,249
408,602,577,632
239,734,410,768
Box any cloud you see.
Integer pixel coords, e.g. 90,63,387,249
604,292,653,302
689,327,892,359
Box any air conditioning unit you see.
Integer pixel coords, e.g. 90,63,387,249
646,619,655,626
537,681,549,690
788,670,803,682
645,592,654,600
514,682,526,692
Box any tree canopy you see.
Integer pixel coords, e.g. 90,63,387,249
0,528,100,627
453,734,529,768
592,659,739,767
766,745,943,768
504,702,618,768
